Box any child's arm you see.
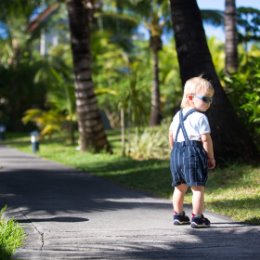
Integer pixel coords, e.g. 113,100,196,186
201,133,216,169
169,129,174,150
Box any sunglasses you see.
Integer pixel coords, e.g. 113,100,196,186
195,95,213,104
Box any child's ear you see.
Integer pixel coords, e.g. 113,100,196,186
188,95,193,101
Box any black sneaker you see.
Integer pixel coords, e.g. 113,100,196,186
173,211,190,225
191,214,210,228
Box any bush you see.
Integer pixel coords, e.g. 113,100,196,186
128,123,170,160
0,206,25,260
223,56,260,149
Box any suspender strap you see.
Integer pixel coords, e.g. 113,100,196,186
175,109,196,143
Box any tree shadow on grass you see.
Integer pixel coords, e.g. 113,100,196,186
82,157,172,197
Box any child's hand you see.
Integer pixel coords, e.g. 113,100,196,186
208,158,216,169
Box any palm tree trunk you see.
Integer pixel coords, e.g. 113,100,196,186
149,35,162,126
224,0,238,73
120,107,126,156
66,0,111,153
150,48,162,126
169,0,256,161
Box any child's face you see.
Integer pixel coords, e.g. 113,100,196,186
192,91,213,112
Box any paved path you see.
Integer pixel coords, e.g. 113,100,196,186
0,145,259,260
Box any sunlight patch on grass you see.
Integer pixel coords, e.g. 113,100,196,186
205,165,260,224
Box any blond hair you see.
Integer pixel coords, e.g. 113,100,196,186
180,76,214,108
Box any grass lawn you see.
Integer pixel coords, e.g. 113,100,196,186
4,131,260,225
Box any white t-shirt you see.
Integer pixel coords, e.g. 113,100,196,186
169,108,211,142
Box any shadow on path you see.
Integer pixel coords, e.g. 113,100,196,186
15,216,89,223
0,167,166,216
0,147,259,259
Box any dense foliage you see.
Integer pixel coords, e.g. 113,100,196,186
223,54,260,149
0,0,259,156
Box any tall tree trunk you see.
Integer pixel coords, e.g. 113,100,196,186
66,0,111,153
120,107,126,156
224,0,238,73
149,35,162,126
169,0,256,161
40,29,46,56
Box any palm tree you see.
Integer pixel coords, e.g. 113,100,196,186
148,3,163,126
169,0,256,160
237,7,260,62
89,1,172,132
93,0,170,126
66,0,110,152
144,1,171,126
224,0,238,73
123,0,171,126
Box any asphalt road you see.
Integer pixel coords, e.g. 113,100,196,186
0,145,259,260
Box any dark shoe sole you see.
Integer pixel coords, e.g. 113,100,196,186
173,220,190,225
191,222,210,228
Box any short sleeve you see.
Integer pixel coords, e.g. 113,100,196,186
197,114,211,134
169,121,173,133
169,112,179,139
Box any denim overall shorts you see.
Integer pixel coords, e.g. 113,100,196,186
170,109,208,187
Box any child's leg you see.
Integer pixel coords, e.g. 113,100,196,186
190,186,211,228
173,183,188,213
191,186,205,215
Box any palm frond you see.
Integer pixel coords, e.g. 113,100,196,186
201,9,224,26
